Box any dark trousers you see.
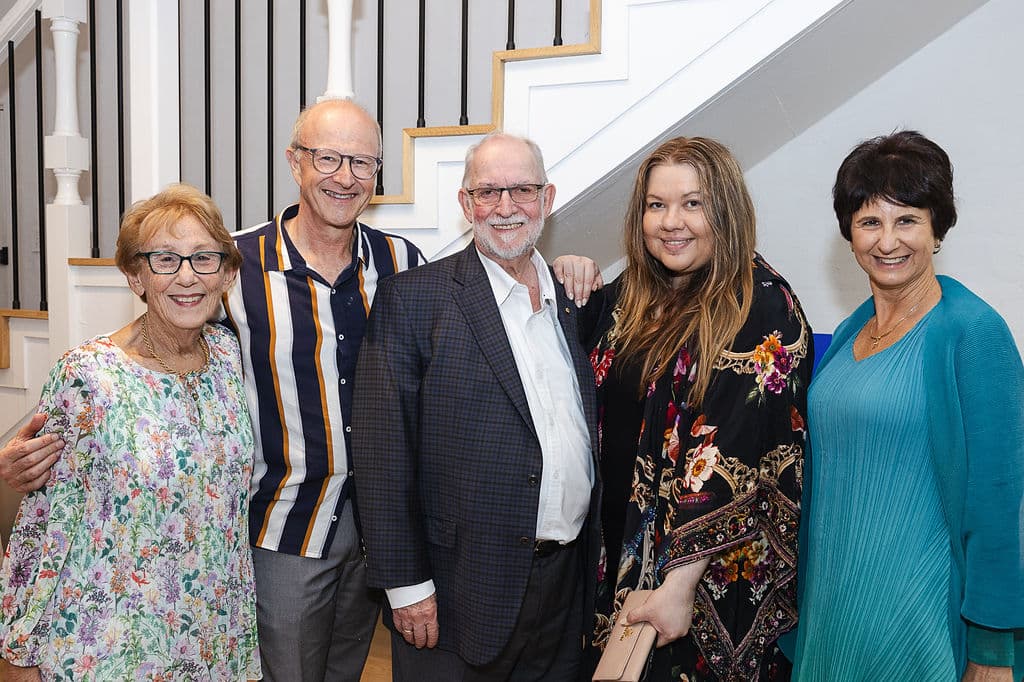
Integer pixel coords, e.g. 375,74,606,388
391,542,585,681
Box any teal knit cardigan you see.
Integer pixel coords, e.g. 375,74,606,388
803,275,1024,677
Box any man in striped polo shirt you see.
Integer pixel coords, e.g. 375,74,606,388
223,99,425,681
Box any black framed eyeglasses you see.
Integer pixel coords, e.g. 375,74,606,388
293,145,382,179
464,184,546,206
137,251,228,275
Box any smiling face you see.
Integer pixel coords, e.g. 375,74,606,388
850,197,937,294
127,215,237,335
641,163,715,288
459,136,554,267
286,101,381,235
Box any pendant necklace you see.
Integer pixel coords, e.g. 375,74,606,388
868,289,930,349
141,312,210,401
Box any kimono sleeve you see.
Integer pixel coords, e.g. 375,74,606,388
0,356,98,666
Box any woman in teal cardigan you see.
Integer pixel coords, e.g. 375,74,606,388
792,131,1023,681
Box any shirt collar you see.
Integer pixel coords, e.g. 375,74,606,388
263,203,368,275
476,247,556,307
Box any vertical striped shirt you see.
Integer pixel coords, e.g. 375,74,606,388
225,204,425,558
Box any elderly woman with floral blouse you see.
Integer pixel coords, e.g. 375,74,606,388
0,184,260,681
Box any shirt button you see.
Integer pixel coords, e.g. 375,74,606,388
340,378,347,385
348,470,355,477
345,426,352,433
331,289,336,295
331,515,338,522
338,334,345,341
527,474,539,486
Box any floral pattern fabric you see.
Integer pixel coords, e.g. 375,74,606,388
589,256,811,681
0,325,260,681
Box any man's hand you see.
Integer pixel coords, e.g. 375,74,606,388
552,255,603,307
392,593,439,649
962,662,1013,682
626,557,711,647
0,413,63,493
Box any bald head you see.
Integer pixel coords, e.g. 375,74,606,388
290,99,382,158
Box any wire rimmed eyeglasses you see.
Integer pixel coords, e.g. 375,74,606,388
464,184,546,206
293,145,382,179
137,251,229,275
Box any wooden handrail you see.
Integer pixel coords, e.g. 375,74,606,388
369,0,601,205
0,307,48,369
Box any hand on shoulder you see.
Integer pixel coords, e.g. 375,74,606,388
0,413,63,493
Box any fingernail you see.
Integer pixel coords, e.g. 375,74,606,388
579,298,587,307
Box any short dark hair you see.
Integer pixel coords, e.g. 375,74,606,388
833,130,957,241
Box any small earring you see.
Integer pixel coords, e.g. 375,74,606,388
933,241,942,254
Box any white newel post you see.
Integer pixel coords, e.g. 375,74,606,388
42,0,90,361
319,0,355,101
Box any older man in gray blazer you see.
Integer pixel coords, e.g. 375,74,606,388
352,132,601,681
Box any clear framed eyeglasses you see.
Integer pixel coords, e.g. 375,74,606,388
293,145,382,180
464,184,546,206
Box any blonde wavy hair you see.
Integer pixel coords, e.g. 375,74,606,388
614,137,755,408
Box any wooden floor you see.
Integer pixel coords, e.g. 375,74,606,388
360,618,393,681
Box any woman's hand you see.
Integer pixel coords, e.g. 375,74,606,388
552,255,603,307
962,662,1013,682
624,557,711,647
0,660,42,682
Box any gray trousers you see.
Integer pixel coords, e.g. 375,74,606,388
252,503,381,682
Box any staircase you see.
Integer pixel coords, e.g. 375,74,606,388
0,0,1003,445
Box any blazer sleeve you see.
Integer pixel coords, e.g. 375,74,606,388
351,277,433,590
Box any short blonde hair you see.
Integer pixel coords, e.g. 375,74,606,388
115,183,241,277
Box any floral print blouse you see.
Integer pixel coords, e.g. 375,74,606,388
589,256,812,681
0,325,260,681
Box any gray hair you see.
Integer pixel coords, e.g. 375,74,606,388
461,132,548,187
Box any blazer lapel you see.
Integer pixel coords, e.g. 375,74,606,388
452,244,537,437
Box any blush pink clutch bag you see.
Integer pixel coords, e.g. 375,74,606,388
592,589,657,682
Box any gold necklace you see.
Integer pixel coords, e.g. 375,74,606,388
141,313,210,385
868,290,930,349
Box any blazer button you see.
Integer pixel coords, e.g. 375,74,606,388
527,474,539,486
519,536,532,547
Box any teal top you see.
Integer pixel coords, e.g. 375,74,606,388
793,276,1024,679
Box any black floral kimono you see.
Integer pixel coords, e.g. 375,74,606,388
587,256,812,681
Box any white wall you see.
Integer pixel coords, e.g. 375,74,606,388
746,0,1024,348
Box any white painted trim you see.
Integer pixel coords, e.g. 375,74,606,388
0,0,40,48
128,0,180,199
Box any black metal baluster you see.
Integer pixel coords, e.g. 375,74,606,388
506,1,515,50
267,0,274,219
7,41,20,309
553,0,563,46
35,11,46,310
375,0,385,194
299,0,306,108
235,0,242,227
416,0,425,127
88,0,99,257
459,0,468,125
204,0,212,195
116,0,125,215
